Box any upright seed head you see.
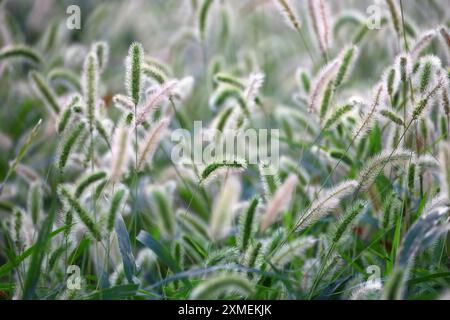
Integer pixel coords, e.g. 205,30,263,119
259,162,281,199
296,180,358,231
318,0,332,53
351,83,384,141
243,241,263,269
136,80,178,125
150,184,176,238
0,44,43,65
412,76,445,120
382,192,399,229
58,186,102,241
244,72,265,106
386,68,397,99
309,59,340,113
27,181,42,225
396,54,412,83
126,42,144,106
209,175,241,241
417,55,441,93
319,80,334,121
296,68,311,93
13,208,24,251
386,0,401,37
274,0,302,32
110,119,131,183
439,143,450,200
307,0,325,55
82,53,99,133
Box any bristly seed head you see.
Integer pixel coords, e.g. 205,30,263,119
126,42,144,106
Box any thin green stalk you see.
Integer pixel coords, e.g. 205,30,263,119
297,30,316,65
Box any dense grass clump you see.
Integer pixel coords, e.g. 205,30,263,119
1,0,450,301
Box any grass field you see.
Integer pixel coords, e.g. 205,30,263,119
1,0,450,300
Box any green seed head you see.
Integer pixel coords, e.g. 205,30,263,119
126,42,144,106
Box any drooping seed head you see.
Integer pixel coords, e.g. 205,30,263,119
109,118,132,183
357,149,412,192
0,44,43,65
137,117,170,171
209,175,241,241
238,197,260,251
439,26,450,54
308,58,340,113
351,83,384,141
200,156,247,185
58,185,102,241
411,30,436,58
384,67,397,99
29,71,60,116
331,201,365,244
136,80,178,125
295,180,358,231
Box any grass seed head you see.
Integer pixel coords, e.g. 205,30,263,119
126,42,144,106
